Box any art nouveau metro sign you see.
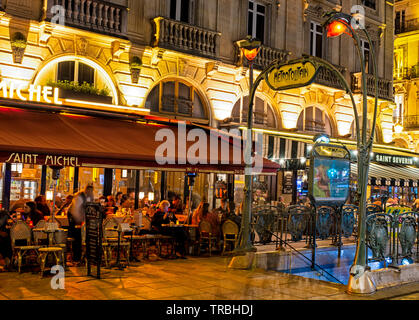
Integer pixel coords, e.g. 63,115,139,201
265,58,319,91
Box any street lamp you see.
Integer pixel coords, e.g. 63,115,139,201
234,36,261,254
324,10,379,294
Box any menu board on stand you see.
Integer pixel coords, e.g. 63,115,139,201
85,202,104,279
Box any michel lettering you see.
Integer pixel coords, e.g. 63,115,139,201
5,153,80,166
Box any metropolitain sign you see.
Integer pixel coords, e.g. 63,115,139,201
265,60,318,91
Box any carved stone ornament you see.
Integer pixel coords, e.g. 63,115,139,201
76,37,88,56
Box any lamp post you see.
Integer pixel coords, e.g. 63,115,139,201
235,36,261,254
324,11,379,294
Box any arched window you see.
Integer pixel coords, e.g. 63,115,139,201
231,96,278,128
145,80,207,119
297,106,332,136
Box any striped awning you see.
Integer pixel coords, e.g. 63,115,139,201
351,163,419,187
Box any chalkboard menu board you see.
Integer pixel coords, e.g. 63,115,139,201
85,202,104,279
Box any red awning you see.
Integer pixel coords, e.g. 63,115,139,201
0,106,280,174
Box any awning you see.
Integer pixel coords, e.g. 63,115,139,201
351,163,419,186
0,106,280,174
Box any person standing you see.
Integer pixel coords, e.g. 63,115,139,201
0,210,12,272
67,184,94,265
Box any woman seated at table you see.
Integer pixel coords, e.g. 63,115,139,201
24,201,44,226
152,200,187,259
171,195,184,214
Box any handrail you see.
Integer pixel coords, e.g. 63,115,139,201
255,223,344,285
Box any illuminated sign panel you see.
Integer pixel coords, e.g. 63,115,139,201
5,152,80,166
0,81,62,104
265,60,318,91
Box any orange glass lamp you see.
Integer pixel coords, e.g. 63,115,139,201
326,20,348,38
237,36,262,62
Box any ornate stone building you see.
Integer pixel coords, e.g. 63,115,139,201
393,0,419,152
0,0,413,207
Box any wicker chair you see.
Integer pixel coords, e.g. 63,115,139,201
103,217,130,265
10,221,40,273
221,220,239,255
198,220,217,256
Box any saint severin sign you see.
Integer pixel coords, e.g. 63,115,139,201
265,58,319,91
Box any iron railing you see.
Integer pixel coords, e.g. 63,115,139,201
250,203,419,268
234,43,290,70
152,17,221,59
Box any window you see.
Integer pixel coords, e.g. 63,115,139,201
231,96,277,128
395,10,405,34
145,80,207,119
248,0,266,42
310,21,323,58
394,94,404,123
170,0,190,23
360,39,373,74
362,0,376,10
57,61,95,85
297,107,332,136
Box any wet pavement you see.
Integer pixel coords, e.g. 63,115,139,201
0,254,417,300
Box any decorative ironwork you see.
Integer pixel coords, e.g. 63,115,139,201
367,214,390,260
253,205,278,244
287,205,310,242
316,206,333,240
398,215,418,258
341,205,357,238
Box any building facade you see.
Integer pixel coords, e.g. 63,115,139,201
0,0,416,209
393,0,419,152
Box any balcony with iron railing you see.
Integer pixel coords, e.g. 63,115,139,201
395,18,419,34
351,72,393,101
401,116,419,131
152,17,221,59
45,0,128,37
394,65,419,81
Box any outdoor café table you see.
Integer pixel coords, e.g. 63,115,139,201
123,224,144,262
105,226,129,270
33,228,66,247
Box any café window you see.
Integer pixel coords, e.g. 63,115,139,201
310,21,323,58
145,80,207,119
57,61,95,85
248,0,266,43
297,106,332,136
169,0,192,23
231,96,277,128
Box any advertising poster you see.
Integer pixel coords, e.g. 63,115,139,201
312,158,350,203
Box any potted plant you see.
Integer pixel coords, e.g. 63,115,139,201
130,56,142,84
46,80,113,104
11,32,27,64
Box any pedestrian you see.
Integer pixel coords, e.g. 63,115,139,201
67,184,94,265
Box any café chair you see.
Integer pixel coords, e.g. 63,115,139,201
198,220,217,256
10,221,41,273
221,220,239,255
103,217,130,265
